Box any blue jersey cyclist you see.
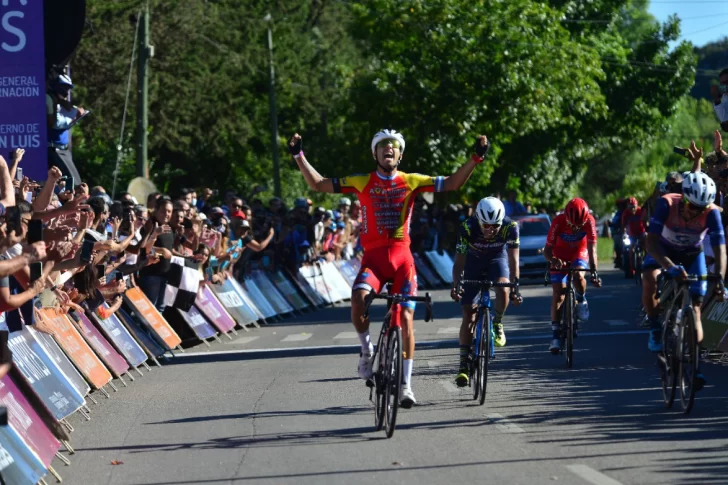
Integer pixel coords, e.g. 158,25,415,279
451,197,522,387
643,169,726,388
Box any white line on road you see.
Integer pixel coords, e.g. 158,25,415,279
566,464,625,485
437,327,459,334
605,320,629,326
427,360,444,368
485,413,525,433
224,336,260,345
281,333,313,342
441,381,459,393
333,332,358,339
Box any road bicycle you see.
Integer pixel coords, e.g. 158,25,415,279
552,266,601,369
363,289,433,438
457,279,519,405
656,272,722,414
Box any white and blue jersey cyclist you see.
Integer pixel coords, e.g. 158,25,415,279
451,197,522,387
642,172,727,389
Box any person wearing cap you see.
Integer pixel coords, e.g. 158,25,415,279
46,73,85,180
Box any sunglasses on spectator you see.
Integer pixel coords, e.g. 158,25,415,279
376,140,402,149
232,204,242,209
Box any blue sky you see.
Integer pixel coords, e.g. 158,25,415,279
648,0,728,47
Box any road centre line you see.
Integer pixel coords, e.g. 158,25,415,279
566,464,625,485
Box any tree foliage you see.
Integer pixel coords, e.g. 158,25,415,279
68,0,699,210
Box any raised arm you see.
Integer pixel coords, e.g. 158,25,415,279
442,135,490,192
0,156,15,208
288,134,334,193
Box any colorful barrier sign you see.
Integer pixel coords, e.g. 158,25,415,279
8,328,85,420
268,271,309,311
72,311,129,378
92,305,148,367
210,281,257,326
195,285,237,334
39,308,112,390
0,375,60,466
288,268,326,306
335,260,359,287
31,328,90,397
249,270,294,315
115,307,166,360
177,306,217,341
413,253,442,288
237,277,277,319
320,262,352,300
425,251,454,284
0,426,47,485
0,0,49,181
299,265,339,304
124,287,182,350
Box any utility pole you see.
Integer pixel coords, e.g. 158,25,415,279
136,4,151,179
265,13,281,198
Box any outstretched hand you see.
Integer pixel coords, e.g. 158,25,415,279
472,135,490,158
288,133,302,156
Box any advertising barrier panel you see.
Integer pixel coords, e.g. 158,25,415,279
116,308,166,361
249,270,294,315
177,306,218,341
39,308,112,390
320,262,352,300
335,260,359,288
413,253,442,288
31,328,90,397
425,251,454,284
268,271,309,311
195,285,237,335
124,288,182,350
0,426,47,485
71,311,129,378
92,306,148,368
700,300,728,350
299,264,339,304
8,328,85,420
0,375,60,466
210,281,257,326
238,276,278,319
288,268,326,307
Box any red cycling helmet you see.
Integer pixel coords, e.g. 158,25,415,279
565,198,590,227
627,197,638,207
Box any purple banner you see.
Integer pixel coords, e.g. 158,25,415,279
74,311,130,378
195,286,237,333
0,375,60,467
177,306,217,340
0,0,48,181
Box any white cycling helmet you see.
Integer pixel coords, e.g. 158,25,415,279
475,197,505,225
682,171,716,207
371,129,406,158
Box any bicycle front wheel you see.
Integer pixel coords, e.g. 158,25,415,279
661,316,677,409
384,326,402,438
373,333,387,431
563,291,574,368
478,310,491,405
679,307,699,414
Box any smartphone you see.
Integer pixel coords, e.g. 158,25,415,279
95,264,106,277
30,262,42,282
115,271,123,282
80,238,95,263
673,146,688,157
15,167,23,181
27,219,43,244
140,247,147,259
183,218,193,230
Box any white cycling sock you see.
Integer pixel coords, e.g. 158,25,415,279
358,331,373,354
403,359,413,386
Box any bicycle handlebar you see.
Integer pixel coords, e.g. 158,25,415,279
458,280,519,289
362,291,434,322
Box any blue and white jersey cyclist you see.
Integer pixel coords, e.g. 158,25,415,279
642,170,727,390
451,197,522,387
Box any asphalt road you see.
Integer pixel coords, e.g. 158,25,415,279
51,269,728,485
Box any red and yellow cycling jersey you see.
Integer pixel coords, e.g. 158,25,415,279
332,171,445,251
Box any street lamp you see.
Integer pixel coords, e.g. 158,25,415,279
265,13,281,199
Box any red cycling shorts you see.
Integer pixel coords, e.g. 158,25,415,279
353,243,418,309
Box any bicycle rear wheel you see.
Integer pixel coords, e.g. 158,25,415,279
384,326,402,438
679,307,699,414
478,310,491,405
660,316,677,408
563,291,574,368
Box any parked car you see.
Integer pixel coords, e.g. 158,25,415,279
512,214,551,278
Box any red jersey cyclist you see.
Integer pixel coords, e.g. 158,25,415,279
289,129,489,408
621,197,647,274
543,198,602,353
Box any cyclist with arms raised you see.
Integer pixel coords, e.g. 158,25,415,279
289,130,489,408
451,196,522,387
543,198,602,353
642,143,726,390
